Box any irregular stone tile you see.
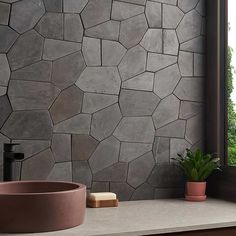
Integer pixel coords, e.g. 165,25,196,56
178,0,199,13
8,30,44,70
119,90,160,116
145,1,161,28
63,0,88,13
73,161,92,187
147,53,177,72
153,137,170,164
94,162,128,182
64,14,83,42
119,14,148,49
156,120,186,138
89,136,120,174
91,104,122,141
194,53,205,76
86,189,91,195
0,133,10,166
114,117,155,143
110,182,134,201
140,29,162,53
1,110,52,140
13,140,51,159
163,30,179,55
82,93,118,114
11,61,52,82
127,152,155,188
21,149,54,180
191,139,204,152
81,0,112,28
154,64,181,98
10,0,45,34
52,51,85,90
151,0,176,4
82,37,101,66
0,0,20,2
111,1,144,20
174,77,204,102
53,114,91,134
0,26,18,53
48,162,72,181
180,36,205,53
185,114,203,144
0,54,10,86
177,10,202,43
102,40,127,66
170,138,191,159
51,134,71,162
122,72,154,91
148,164,185,188
152,94,180,129
0,86,7,96
196,0,205,16
118,45,146,81
118,0,146,5
201,17,206,35
0,2,10,25
179,101,203,119
43,39,81,61
72,134,99,161
8,80,60,110
76,67,121,95
50,86,83,124
43,0,62,12
35,13,63,40
120,142,152,162
178,51,193,76
91,182,109,192
163,4,184,29
155,188,184,199
131,183,154,200
0,95,12,128
85,21,120,41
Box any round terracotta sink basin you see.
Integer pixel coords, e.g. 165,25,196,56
0,181,86,233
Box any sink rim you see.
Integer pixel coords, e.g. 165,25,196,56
0,180,86,196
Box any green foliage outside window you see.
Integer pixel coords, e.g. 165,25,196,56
227,46,236,165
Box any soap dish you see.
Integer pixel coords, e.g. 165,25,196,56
87,199,119,208
86,192,119,208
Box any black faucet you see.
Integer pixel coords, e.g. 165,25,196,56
3,143,24,181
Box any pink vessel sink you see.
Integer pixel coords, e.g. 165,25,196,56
0,181,86,233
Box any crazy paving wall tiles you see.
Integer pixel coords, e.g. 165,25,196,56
0,0,205,200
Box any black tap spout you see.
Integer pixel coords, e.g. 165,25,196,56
3,143,24,181
4,152,24,161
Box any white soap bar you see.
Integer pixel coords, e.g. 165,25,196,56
88,192,117,201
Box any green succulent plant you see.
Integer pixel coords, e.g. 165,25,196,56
173,149,221,182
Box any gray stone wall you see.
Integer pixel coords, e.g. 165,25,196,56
0,0,205,200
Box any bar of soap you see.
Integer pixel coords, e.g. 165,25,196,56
88,192,117,201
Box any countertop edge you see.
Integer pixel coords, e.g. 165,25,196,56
98,221,236,236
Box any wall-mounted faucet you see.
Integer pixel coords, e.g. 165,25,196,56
3,143,24,181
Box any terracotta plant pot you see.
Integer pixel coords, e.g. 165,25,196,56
185,181,207,202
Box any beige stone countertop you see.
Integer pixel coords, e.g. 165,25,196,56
5,199,236,236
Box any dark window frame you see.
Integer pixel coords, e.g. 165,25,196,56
205,0,227,165
206,0,236,201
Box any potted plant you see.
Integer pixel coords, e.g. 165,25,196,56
173,149,220,202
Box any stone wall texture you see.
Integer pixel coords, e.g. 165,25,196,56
0,0,205,200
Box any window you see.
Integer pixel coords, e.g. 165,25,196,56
206,0,236,201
